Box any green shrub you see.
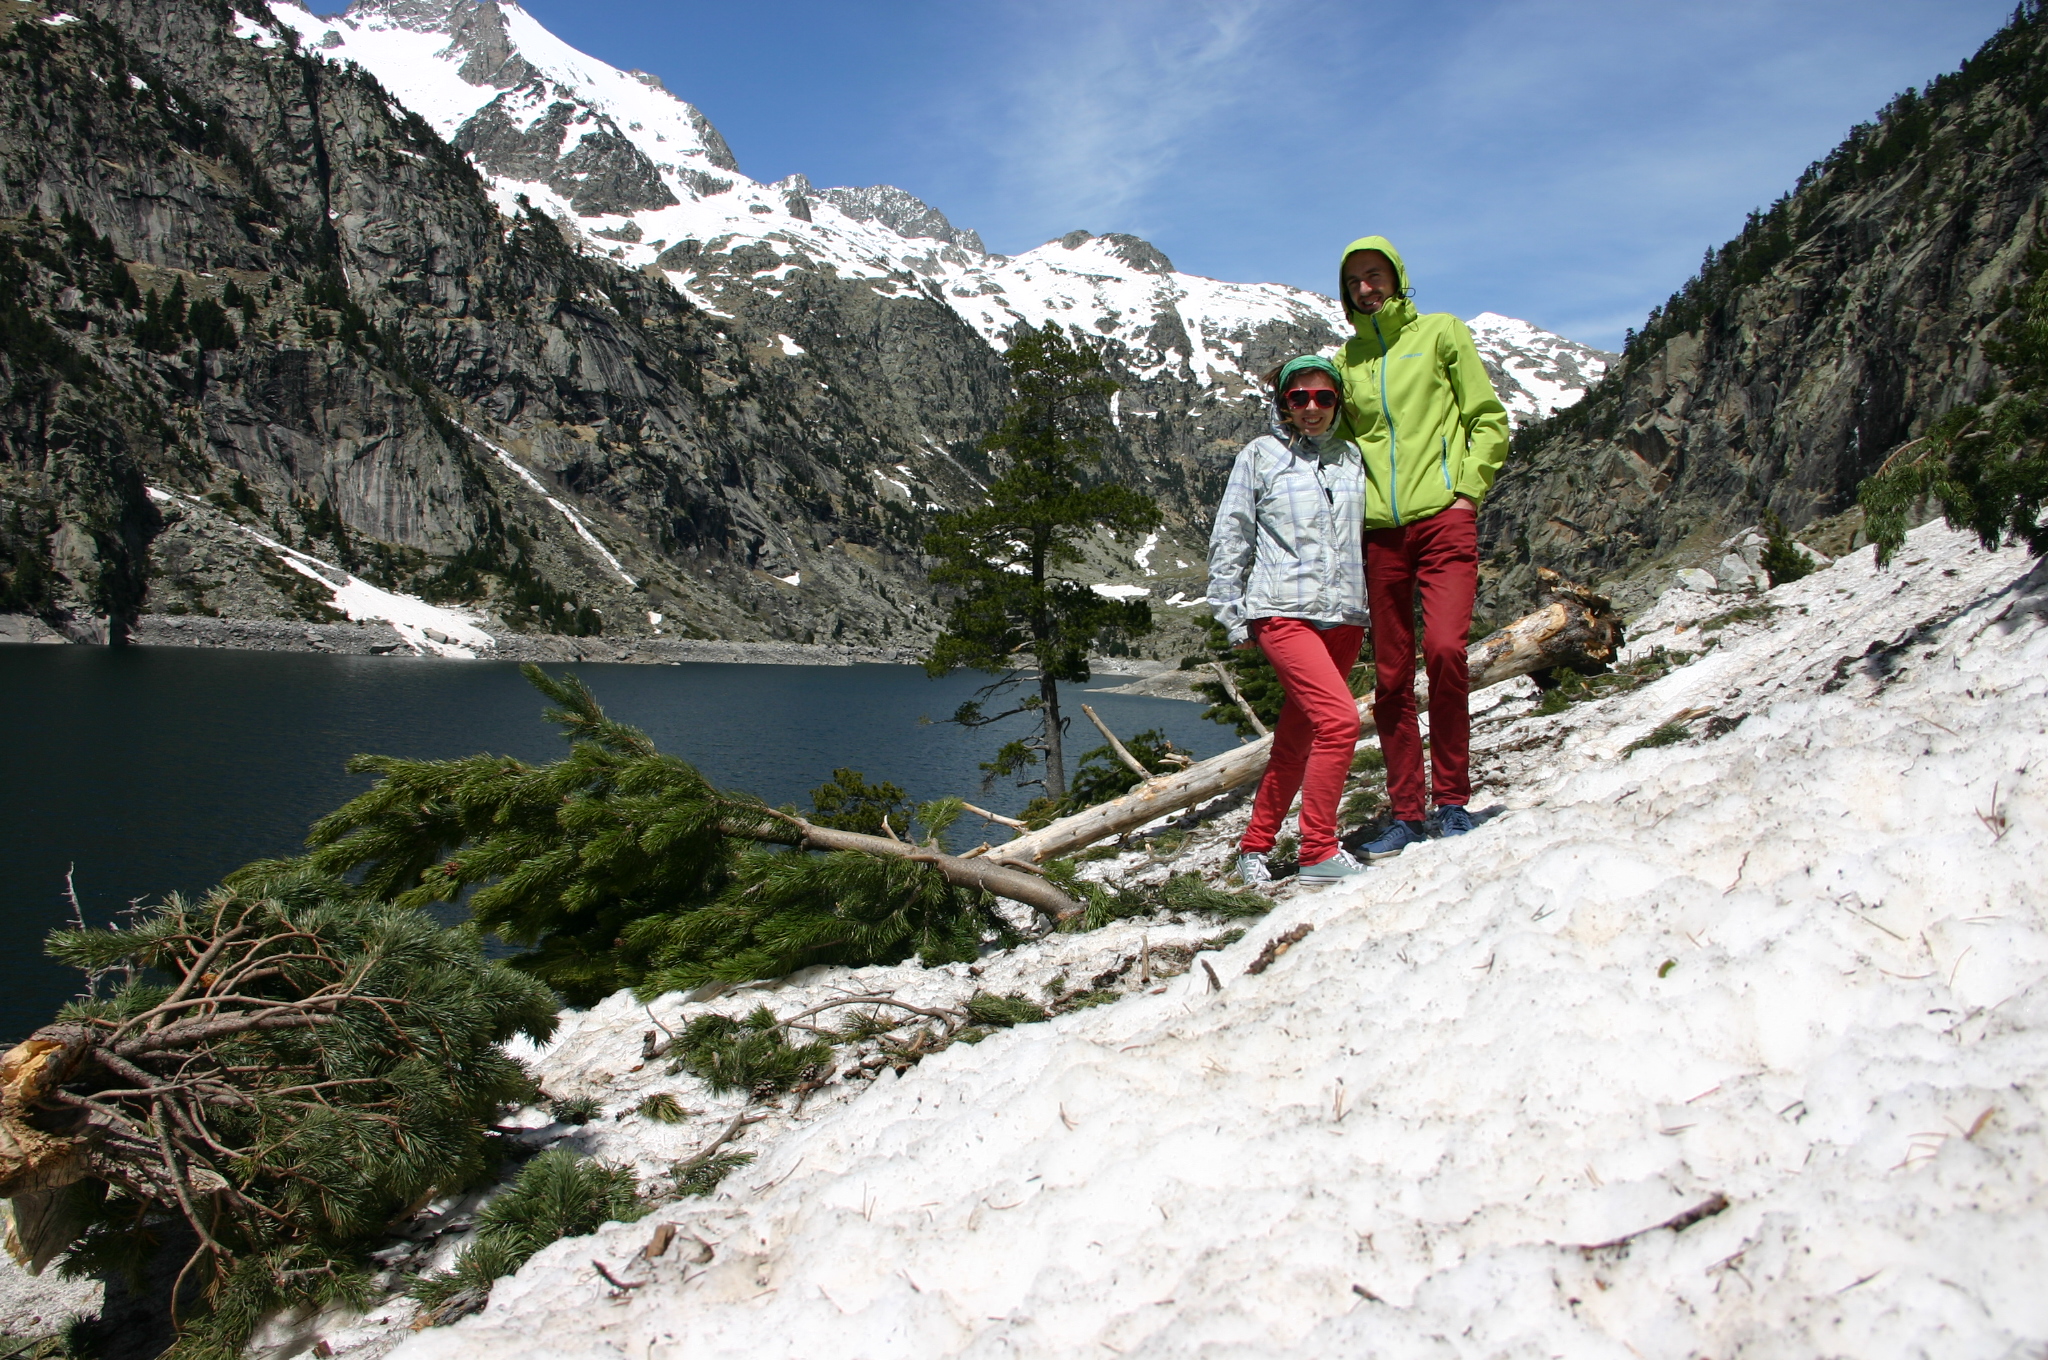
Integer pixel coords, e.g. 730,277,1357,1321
1757,511,1814,587
1861,230,2048,565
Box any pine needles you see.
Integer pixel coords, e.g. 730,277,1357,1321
669,1008,832,1096
307,666,1011,1005
1048,869,1271,932
632,1093,691,1124
5,863,557,1357
670,1152,753,1199
411,1150,643,1323
966,993,1050,1027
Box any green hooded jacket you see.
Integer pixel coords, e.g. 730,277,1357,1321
1333,236,1511,530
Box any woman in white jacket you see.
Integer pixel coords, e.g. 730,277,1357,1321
1206,356,1368,884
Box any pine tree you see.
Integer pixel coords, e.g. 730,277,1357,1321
188,296,238,351
1757,510,1814,587
1861,229,2048,563
922,325,1161,800
1186,613,1287,738
305,667,1008,1004
0,864,557,1357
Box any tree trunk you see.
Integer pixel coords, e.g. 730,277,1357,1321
1039,669,1066,801
732,814,1081,922
991,571,1623,873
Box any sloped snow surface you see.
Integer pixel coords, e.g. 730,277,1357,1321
390,521,2048,1357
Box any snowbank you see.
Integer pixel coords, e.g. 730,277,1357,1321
144,488,496,658
378,523,2046,1357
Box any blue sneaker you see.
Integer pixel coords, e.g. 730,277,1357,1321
1434,805,1474,837
1363,820,1428,861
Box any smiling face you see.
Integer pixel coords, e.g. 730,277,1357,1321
1342,249,1399,316
1279,369,1340,438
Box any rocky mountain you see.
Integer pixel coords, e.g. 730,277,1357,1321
0,0,1606,653
1479,5,2048,618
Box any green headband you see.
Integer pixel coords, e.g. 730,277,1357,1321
1275,355,1343,395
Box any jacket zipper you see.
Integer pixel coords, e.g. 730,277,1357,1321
1441,435,1452,490
1372,313,1399,525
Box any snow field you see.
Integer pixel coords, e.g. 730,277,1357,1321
144,488,495,657
390,521,2048,1358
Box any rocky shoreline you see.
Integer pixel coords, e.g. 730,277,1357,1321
2,613,1205,682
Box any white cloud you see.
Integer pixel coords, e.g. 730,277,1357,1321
969,0,1288,243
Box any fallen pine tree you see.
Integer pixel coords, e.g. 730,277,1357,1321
987,570,1624,872
0,865,558,1357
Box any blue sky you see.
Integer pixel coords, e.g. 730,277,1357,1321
511,0,2013,350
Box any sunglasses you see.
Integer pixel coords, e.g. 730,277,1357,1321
1282,388,1339,410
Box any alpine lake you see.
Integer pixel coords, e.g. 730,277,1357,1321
0,644,1217,1044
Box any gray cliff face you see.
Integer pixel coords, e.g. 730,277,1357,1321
0,0,1612,657
776,177,987,253
455,96,680,216
1479,10,2048,613
0,0,1008,647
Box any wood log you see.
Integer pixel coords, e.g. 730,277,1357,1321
731,814,1082,922
1207,662,1270,737
960,801,1029,832
1080,704,1154,778
990,570,1623,872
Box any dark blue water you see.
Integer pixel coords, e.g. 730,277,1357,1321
0,645,1214,1043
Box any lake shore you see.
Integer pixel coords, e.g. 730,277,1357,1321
1,613,1198,683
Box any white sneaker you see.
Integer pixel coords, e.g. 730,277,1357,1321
1233,852,1272,885
1298,848,1365,882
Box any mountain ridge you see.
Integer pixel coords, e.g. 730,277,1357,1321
1480,4,2048,617
0,0,1605,656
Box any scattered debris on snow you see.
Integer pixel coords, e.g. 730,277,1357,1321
374,520,2048,1359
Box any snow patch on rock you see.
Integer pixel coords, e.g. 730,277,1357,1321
145,488,495,657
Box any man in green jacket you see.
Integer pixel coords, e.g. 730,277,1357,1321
1333,235,1510,856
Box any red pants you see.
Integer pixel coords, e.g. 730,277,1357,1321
1366,503,1478,819
1241,618,1364,866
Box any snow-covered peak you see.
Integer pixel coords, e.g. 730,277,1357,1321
261,0,1605,418
1467,310,1615,423
273,0,737,215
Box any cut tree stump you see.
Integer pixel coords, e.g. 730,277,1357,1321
992,569,1622,877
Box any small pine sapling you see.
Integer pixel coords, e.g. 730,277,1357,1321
411,1150,643,1324
1757,511,1814,587
669,1008,832,1096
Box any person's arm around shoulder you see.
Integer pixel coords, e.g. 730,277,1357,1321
1442,318,1511,507
1206,441,1265,647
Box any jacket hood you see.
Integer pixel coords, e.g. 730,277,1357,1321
1268,419,1353,461
1340,235,1412,330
